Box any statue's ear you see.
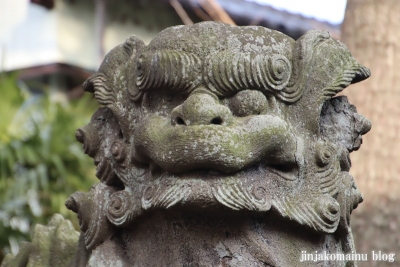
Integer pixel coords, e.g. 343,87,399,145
84,35,145,106
82,36,145,138
82,75,95,93
123,36,146,102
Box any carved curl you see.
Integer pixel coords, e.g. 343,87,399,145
212,178,271,212
141,180,191,210
315,140,340,196
203,52,291,97
272,195,340,233
65,184,115,250
107,190,142,227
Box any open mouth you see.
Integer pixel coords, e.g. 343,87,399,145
132,114,299,176
173,164,298,183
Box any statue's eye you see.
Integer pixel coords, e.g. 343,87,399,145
228,90,268,117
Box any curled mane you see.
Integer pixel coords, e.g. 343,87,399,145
322,64,371,100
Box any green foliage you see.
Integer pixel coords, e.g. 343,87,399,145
0,73,98,258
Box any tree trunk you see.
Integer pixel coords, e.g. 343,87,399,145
341,1,400,265
341,0,400,199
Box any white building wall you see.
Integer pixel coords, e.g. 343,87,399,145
1,1,180,72
1,3,59,71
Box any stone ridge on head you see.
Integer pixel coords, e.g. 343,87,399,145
147,21,295,56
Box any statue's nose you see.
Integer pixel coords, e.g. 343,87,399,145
171,92,232,126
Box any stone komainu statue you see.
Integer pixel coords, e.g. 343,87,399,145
2,22,371,267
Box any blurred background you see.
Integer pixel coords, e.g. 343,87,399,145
0,0,398,266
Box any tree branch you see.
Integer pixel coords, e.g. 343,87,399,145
170,0,194,25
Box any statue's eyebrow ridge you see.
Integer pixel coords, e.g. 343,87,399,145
136,49,297,101
203,51,292,98
136,50,202,96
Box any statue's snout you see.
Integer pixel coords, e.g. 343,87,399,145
171,92,232,126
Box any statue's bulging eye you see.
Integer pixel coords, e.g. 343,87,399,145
228,90,268,117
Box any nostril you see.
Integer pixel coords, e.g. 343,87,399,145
210,117,223,125
176,117,186,125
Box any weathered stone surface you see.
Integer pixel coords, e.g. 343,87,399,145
2,21,372,267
